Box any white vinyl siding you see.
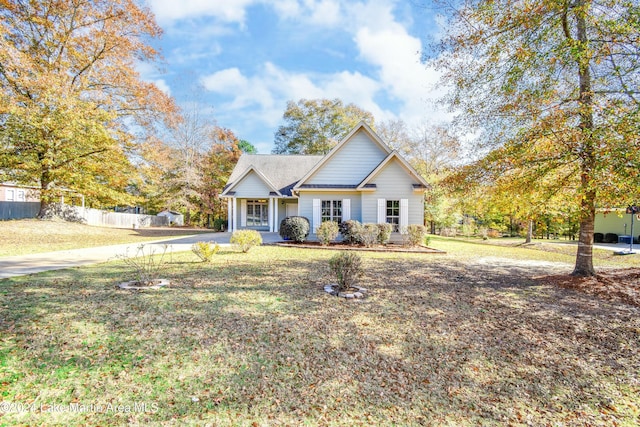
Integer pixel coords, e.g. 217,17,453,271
232,171,273,198
305,132,387,186
361,160,424,226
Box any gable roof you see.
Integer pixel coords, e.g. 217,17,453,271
357,151,430,190
293,122,392,191
222,154,323,197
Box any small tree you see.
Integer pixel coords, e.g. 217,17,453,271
329,252,364,293
316,221,339,246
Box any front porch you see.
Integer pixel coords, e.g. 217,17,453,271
226,197,298,233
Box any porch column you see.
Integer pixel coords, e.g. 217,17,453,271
232,198,238,232
274,199,279,232
268,197,274,232
227,198,233,232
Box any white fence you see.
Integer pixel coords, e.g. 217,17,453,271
75,207,169,228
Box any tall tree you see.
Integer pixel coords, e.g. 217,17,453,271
434,0,640,276
0,0,176,214
198,127,242,226
273,98,375,154
163,101,214,225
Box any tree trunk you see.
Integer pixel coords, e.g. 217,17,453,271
571,4,596,277
525,219,533,244
572,193,596,276
37,169,54,218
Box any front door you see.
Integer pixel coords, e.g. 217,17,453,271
246,200,268,227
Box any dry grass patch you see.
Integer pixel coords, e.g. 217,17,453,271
0,246,639,425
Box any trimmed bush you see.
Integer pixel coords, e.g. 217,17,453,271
361,223,379,247
230,230,262,252
316,221,339,246
191,241,220,262
402,224,426,247
279,216,310,242
339,220,364,245
377,223,393,245
594,232,604,243
329,251,364,292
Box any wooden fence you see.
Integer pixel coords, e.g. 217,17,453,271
0,201,41,220
0,202,168,228
75,207,169,228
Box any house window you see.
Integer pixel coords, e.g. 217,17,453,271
386,200,400,231
16,190,25,201
6,189,14,201
321,200,342,223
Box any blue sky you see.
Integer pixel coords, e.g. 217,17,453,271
142,0,449,153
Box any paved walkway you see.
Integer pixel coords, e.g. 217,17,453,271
0,232,283,279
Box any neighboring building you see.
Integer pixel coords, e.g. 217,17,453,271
595,209,640,238
157,210,184,226
0,183,40,202
222,122,429,233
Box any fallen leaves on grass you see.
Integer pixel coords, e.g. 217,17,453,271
541,268,640,307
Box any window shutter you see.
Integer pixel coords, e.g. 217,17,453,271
240,200,247,227
377,199,386,224
312,199,321,232
400,199,409,230
342,199,351,222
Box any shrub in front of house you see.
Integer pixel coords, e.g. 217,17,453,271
230,230,262,252
377,223,393,245
402,224,426,247
361,223,379,247
316,221,339,246
339,220,364,245
329,251,364,293
279,216,310,242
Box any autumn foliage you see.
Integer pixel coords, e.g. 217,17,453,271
0,0,176,213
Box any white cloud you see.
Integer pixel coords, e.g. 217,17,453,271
147,0,257,26
307,0,342,26
153,79,171,96
347,1,450,125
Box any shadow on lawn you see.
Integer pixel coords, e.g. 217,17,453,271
1,253,639,425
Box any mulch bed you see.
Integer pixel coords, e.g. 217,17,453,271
273,241,445,254
540,268,640,307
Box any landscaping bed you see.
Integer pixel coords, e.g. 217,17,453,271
275,240,445,254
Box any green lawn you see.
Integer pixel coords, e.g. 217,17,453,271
1,242,639,425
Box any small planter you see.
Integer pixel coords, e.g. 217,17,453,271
117,279,170,290
324,284,368,299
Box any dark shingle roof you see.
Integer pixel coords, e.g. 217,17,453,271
226,154,324,196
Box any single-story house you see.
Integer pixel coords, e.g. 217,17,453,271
221,122,429,233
